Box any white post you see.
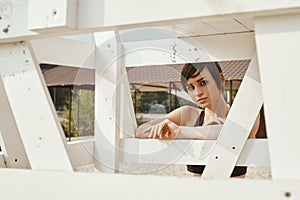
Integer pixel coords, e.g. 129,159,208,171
0,77,30,168
202,53,263,178
255,13,300,180
0,42,73,171
94,31,122,173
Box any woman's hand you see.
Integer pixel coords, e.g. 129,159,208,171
142,119,180,140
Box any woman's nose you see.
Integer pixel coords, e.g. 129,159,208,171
195,86,203,96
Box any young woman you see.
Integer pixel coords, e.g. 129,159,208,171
136,62,260,177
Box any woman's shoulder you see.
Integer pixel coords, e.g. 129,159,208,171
180,105,203,113
167,106,202,126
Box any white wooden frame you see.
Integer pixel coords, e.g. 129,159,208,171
1,0,300,199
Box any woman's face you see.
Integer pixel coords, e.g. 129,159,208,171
185,67,222,110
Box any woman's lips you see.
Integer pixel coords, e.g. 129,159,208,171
197,97,208,104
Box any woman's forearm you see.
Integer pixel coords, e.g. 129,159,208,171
136,116,223,139
177,125,223,140
136,118,166,138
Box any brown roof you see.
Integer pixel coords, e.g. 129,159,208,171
127,60,250,83
126,64,183,84
43,66,95,87
43,60,250,87
220,60,250,80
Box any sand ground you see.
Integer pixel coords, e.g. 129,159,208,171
118,163,271,179
77,163,271,179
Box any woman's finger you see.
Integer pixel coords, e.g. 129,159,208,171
157,122,166,138
152,125,159,138
149,126,156,138
155,123,166,139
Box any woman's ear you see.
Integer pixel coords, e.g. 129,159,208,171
220,73,225,87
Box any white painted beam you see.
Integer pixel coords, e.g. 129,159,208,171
255,13,300,180
94,30,137,172
0,42,73,171
117,35,137,139
2,0,300,43
0,77,30,169
0,169,299,200
66,139,94,170
94,31,121,173
30,31,254,69
0,0,37,43
102,0,300,28
202,53,263,179
30,37,95,68
27,0,77,32
191,32,255,61
76,0,105,29
120,138,269,167
124,32,255,66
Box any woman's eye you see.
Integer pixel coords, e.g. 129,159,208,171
199,80,207,86
186,85,194,91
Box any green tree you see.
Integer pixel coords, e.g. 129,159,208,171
71,89,95,138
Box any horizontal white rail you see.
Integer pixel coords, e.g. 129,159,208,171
65,138,269,169
0,168,299,200
120,138,270,167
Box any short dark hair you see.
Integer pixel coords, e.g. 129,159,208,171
181,62,223,92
